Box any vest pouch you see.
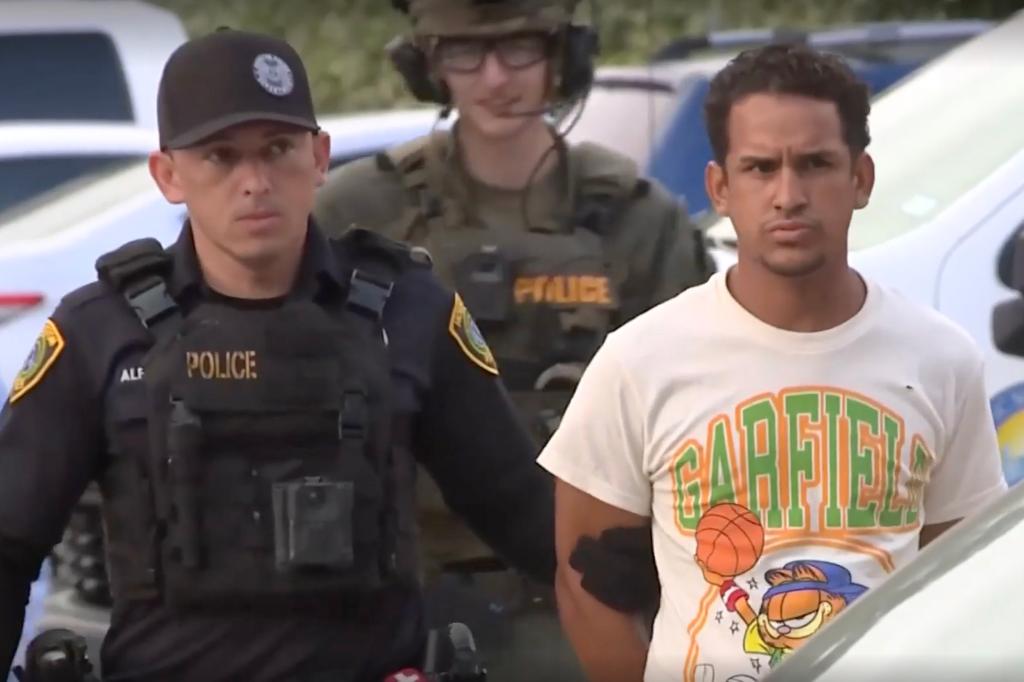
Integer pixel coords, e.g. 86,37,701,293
155,305,392,611
159,402,388,610
272,476,355,572
453,245,514,324
99,402,160,600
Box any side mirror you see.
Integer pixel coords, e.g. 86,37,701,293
994,298,1024,358
997,223,1024,289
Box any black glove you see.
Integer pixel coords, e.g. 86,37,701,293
568,526,660,613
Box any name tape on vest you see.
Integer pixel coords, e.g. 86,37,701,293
186,351,259,380
513,275,614,306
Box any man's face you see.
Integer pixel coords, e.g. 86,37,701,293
149,121,330,267
706,93,874,278
434,32,552,140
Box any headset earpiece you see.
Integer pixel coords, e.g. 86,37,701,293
557,24,599,102
386,36,451,105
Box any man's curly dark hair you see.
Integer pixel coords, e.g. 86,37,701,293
704,43,872,165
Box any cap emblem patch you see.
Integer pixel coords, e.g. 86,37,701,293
253,53,294,96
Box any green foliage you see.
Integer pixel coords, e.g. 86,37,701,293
152,0,1021,114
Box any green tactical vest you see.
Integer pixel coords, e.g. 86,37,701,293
371,131,646,576
378,130,646,438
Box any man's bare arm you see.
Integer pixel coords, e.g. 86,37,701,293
554,479,651,682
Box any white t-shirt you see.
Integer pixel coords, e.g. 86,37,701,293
538,270,1008,682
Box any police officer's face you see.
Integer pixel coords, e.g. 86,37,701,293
435,32,551,140
149,121,331,267
705,93,874,279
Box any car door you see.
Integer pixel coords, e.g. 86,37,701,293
936,168,1024,486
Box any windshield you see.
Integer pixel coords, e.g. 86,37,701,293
0,155,140,220
705,14,1024,250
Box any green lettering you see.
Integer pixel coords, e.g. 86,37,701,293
741,399,783,528
708,419,737,507
824,393,843,529
847,398,880,528
785,393,819,528
905,441,932,526
673,444,702,530
879,415,904,527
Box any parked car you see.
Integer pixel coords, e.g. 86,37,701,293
704,9,1024,485
1,0,188,128
567,20,993,218
1,106,447,676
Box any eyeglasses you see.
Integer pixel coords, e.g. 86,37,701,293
433,32,553,74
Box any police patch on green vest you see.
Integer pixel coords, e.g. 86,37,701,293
9,319,65,404
448,294,499,375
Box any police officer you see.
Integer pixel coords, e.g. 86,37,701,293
0,29,555,682
314,0,710,602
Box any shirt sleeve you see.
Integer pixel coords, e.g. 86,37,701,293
537,333,651,516
414,291,555,584
0,311,103,673
923,353,1008,524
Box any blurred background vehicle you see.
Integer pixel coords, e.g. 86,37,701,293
706,9,1024,486
0,122,154,217
1,0,188,128
567,20,994,220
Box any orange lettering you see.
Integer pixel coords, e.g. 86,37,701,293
186,352,199,378
514,278,534,304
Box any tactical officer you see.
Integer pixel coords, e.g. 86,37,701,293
317,0,714,441
0,29,555,682
313,0,711,622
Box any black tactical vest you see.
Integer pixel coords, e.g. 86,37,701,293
94,237,413,612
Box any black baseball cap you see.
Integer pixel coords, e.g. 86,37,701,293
157,28,319,149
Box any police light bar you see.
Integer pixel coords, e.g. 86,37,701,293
0,293,44,324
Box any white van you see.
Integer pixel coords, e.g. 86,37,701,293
0,0,188,128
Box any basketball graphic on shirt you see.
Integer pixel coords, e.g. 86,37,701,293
695,503,765,577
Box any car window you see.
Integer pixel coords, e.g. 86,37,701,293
646,76,714,216
0,155,140,217
0,32,133,122
847,23,1024,250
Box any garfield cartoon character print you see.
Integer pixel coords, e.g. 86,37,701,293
695,503,869,670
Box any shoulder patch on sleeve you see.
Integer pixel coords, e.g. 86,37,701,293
448,293,499,376
9,319,65,404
